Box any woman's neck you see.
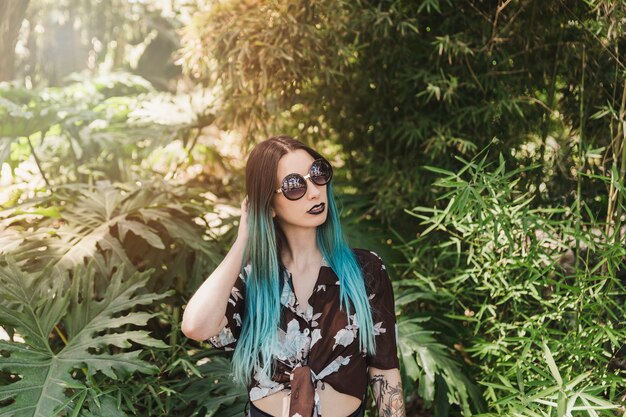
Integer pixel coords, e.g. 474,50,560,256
280,225,322,270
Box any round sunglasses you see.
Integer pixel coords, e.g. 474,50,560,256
274,158,333,200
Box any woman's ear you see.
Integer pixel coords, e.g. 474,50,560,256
271,208,276,218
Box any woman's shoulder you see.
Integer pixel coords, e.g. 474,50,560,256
351,248,386,274
350,248,389,296
351,247,384,263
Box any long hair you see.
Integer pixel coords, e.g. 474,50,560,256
231,136,376,385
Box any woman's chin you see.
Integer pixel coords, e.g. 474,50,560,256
277,214,328,230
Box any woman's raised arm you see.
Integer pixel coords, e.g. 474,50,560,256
181,198,248,341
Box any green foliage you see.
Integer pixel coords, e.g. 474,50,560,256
179,353,248,417
179,0,626,227
398,317,483,416
0,180,223,293
3,1,626,416
179,1,347,137
0,86,58,139
398,148,626,415
0,73,245,416
1,73,221,192
473,341,622,417
0,257,171,416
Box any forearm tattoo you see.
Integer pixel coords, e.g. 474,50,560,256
369,374,406,417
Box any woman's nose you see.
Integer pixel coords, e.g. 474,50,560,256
307,178,321,198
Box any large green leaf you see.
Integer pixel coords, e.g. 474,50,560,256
0,93,59,138
180,355,247,417
0,257,171,417
398,317,483,417
3,183,213,276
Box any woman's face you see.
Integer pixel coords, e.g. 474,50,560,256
271,149,329,230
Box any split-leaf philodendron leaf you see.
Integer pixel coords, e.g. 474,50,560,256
0,257,172,417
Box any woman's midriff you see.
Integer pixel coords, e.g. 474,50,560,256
252,381,362,417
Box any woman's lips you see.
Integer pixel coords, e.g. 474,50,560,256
307,202,325,214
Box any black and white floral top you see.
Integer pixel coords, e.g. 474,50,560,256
208,248,399,417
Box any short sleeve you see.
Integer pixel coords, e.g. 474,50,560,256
207,269,246,351
364,251,400,369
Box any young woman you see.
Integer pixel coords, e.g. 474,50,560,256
182,136,405,417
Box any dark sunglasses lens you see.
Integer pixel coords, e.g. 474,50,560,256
311,159,333,185
282,174,307,200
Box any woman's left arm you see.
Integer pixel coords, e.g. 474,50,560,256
368,366,406,417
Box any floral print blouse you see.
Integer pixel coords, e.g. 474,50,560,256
208,248,399,417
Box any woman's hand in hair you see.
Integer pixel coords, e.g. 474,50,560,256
182,198,248,341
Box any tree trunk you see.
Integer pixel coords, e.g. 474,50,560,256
0,0,30,82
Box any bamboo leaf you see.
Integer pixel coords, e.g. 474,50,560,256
542,342,563,386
